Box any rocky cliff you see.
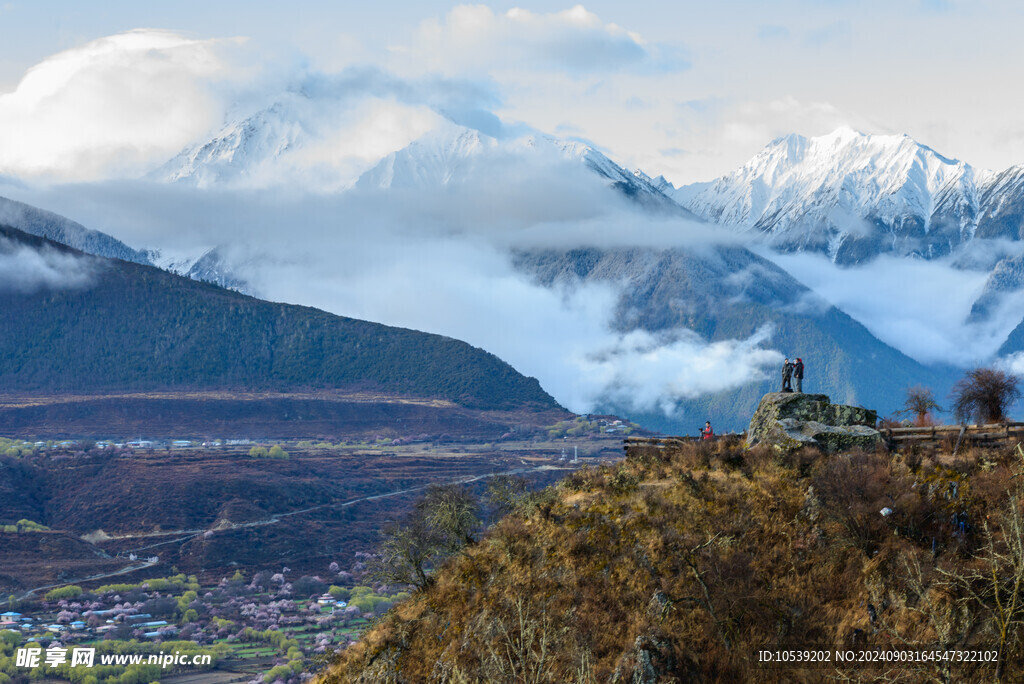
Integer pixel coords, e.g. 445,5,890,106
746,392,881,452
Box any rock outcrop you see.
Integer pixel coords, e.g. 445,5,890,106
746,392,881,453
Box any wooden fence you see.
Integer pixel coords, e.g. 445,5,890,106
625,424,1024,455
879,422,1024,452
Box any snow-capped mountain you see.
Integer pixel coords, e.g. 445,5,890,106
976,165,1024,241
672,128,995,264
530,137,687,213
356,122,495,189
153,101,309,189
146,246,250,293
152,91,445,191
156,87,688,214
357,122,689,214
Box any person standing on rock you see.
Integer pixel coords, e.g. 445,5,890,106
700,421,714,440
781,358,794,392
793,357,804,393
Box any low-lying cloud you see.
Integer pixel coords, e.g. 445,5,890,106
0,238,98,292
766,250,1018,366
3,157,778,418
577,326,783,416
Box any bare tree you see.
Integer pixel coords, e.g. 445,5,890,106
369,484,480,590
478,595,570,683
897,386,943,426
951,368,1021,425
368,516,439,591
484,475,531,518
418,484,480,553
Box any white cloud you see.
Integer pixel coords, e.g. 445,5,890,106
766,250,1019,367
996,352,1024,378
407,5,683,76
0,238,98,292
576,326,783,416
0,30,246,181
7,164,778,418
242,237,781,417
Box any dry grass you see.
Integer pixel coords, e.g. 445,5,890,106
318,440,1024,682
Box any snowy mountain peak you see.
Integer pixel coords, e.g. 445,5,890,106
153,92,446,191
356,121,492,189
356,125,691,214
154,102,307,188
672,128,989,264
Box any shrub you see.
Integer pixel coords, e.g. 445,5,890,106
951,367,1021,424
328,585,351,601
897,385,943,426
44,586,82,601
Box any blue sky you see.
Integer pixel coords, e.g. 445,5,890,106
1,1,1023,183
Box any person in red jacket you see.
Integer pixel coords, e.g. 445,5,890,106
700,421,714,440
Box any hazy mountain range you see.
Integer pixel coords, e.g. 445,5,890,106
7,111,1024,431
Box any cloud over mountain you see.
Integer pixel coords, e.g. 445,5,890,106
0,237,98,292
0,30,248,181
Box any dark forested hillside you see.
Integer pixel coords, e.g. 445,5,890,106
0,225,556,411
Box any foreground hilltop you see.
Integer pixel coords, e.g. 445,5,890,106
321,438,1024,682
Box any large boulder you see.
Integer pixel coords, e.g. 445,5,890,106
746,392,881,453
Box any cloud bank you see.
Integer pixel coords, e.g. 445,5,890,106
0,238,98,292
6,156,780,418
577,326,783,416
0,30,248,182
767,250,1020,367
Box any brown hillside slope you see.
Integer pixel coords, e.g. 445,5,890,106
319,439,1024,682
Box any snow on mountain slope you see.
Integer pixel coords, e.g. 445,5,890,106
356,121,494,189
976,165,1024,241
155,81,689,213
357,123,692,215
0,195,151,264
672,128,992,264
528,136,688,212
153,93,444,191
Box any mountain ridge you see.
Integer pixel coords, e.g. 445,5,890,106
670,127,1002,265
0,224,558,413
0,194,152,265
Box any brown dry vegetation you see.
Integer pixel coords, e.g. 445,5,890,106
0,392,569,440
318,438,1024,682
0,446,575,592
